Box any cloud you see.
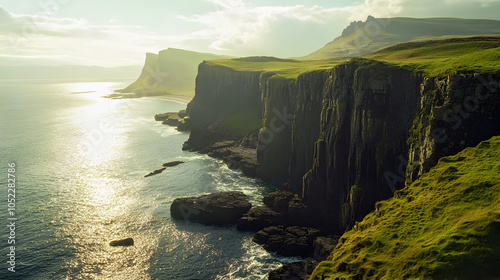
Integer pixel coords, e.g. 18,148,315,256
445,0,500,7
179,0,405,53
347,0,404,20
0,6,207,66
1,0,498,66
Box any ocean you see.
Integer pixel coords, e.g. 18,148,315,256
0,80,296,279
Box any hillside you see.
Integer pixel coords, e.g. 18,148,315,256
308,136,500,279
303,16,500,60
115,48,231,100
365,36,500,76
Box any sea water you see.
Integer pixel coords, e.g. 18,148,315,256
0,80,297,280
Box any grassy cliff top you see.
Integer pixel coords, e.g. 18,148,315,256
365,36,500,77
309,135,500,280
204,56,344,79
205,37,499,79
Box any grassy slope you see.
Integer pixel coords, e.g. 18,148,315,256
308,136,500,280
304,17,500,60
364,36,500,77
204,57,343,79
207,37,500,80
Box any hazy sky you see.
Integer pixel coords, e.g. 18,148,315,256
1,0,499,66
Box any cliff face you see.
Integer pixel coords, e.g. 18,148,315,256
302,60,422,231
406,74,500,183
118,52,158,94
287,71,330,193
183,63,263,149
185,58,500,233
186,64,330,189
308,136,500,280
118,48,230,97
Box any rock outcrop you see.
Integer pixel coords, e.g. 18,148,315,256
109,237,134,247
144,167,166,177
236,206,283,231
266,236,339,280
237,190,311,231
162,161,184,167
145,161,185,177
268,258,319,280
155,111,190,130
170,191,252,224
253,226,321,257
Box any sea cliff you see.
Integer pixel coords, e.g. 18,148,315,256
183,40,500,234
176,37,500,279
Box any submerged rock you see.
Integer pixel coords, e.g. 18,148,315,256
109,237,134,246
170,191,252,224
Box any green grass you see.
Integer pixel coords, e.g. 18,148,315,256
304,17,500,60
365,36,500,77
204,56,343,79
206,38,500,80
308,136,500,280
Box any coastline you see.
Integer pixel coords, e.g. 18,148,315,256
156,94,193,104
105,91,193,104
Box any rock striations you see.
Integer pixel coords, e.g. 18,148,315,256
182,56,500,236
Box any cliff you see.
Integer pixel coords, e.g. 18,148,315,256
117,48,231,98
302,59,422,231
406,74,500,184
184,38,500,235
308,136,500,279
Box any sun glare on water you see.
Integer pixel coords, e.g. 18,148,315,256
49,82,158,279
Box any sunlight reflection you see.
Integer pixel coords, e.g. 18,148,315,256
52,83,156,278
65,82,119,98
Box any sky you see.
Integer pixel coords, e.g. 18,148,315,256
0,0,500,67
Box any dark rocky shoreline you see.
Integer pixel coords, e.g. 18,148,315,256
169,188,338,279
155,110,259,177
158,110,336,279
